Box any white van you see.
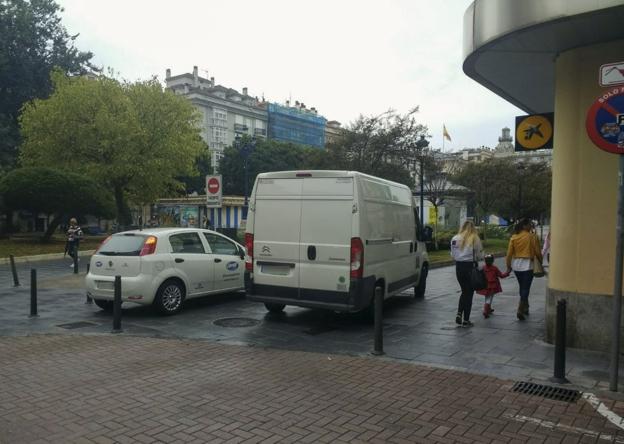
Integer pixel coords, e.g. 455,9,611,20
244,170,429,313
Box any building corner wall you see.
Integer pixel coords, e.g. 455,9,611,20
547,39,624,352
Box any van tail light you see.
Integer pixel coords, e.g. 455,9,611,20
139,236,157,256
350,237,364,279
95,235,112,253
245,233,254,271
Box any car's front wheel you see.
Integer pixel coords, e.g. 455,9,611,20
264,303,285,313
414,264,428,298
93,299,113,312
154,279,185,315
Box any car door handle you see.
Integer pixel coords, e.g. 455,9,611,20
214,258,222,263
175,258,184,263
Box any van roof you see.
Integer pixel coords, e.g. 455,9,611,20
256,170,410,189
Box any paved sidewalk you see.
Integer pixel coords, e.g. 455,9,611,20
1,334,623,444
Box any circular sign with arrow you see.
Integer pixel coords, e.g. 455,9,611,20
586,86,624,154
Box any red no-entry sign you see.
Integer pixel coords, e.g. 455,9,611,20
205,175,222,208
207,178,220,194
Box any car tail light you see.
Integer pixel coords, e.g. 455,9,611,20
245,233,254,271
139,236,157,256
350,237,364,279
95,235,112,253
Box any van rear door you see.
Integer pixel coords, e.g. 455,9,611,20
252,178,304,297
299,177,353,300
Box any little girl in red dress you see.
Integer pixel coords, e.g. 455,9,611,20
477,254,509,318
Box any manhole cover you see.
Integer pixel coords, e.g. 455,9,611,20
213,317,260,328
57,321,98,330
511,381,580,403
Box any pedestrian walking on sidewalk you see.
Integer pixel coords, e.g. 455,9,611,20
65,218,83,267
477,254,509,318
505,218,542,321
451,220,483,327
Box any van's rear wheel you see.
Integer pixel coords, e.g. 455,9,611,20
93,299,113,312
264,303,285,313
414,264,428,298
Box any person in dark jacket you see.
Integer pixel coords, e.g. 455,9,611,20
66,218,83,267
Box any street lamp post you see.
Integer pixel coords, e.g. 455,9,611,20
416,135,430,229
235,135,256,220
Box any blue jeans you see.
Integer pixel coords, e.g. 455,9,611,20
514,270,534,304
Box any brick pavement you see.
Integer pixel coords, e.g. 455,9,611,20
1,335,623,443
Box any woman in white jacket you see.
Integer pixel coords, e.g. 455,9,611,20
450,220,483,327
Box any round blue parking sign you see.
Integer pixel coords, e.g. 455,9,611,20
586,86,624,154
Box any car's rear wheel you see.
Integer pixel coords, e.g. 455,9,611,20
264,303,285,313
154,279,185,315
414,264,428,298
93,299,114,312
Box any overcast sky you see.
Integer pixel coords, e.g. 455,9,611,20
57,0,523,150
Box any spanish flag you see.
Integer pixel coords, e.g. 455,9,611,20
443,124,452,142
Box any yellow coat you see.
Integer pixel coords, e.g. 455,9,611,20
506,230,542,269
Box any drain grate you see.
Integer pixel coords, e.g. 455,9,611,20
213,317,260,328
511,381,580,403
57,321,98,330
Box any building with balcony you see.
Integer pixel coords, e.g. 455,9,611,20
165,66,268,171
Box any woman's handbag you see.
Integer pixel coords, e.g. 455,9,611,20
470,243,487,290
533,258,546,278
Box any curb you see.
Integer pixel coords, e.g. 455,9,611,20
1,250,95,265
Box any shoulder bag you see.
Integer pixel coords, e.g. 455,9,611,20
531,234,546,278
470,240,487,290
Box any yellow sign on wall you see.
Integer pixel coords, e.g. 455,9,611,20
515,113,554,151
428,207,437,226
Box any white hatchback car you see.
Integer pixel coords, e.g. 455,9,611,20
85,228,245,315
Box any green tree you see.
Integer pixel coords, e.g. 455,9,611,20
0,167,115,240
178,144,212,194
220,138,324,195
0,0,94,171
327,109,428,186
19,71,205,225
451,157,552,226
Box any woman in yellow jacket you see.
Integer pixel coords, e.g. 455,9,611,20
505,218,542,321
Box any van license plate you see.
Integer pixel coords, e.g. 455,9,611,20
261,265,290,276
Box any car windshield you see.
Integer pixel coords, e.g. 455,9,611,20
98,234,147,256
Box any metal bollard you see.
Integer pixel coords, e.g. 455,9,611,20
112,275,123,333
73,252,78,274
85,263,93,304
9,254,20,287
372,287,384,356
551,299,569,384
29,269,38,318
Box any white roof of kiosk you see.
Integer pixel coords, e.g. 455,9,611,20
463,0,624,114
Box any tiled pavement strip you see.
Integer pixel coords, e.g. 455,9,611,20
1,334,624,444
2,257,624,442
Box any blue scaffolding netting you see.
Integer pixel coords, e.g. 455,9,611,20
267,103,327,148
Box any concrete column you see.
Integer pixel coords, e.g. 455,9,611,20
547,38,624,351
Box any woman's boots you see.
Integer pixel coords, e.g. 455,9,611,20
517,300,529,321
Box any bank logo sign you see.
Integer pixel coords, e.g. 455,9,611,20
515,113,554,151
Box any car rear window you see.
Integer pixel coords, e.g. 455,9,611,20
98,234,147,256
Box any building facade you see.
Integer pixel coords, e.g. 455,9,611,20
165,67,268,171
463,0,624,352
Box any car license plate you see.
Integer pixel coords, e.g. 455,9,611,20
96,281,114,290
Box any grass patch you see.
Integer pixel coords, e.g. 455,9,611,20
0,236,105,258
